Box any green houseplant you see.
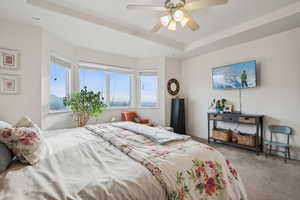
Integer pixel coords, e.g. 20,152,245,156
209,98,227,113
63,87,107,127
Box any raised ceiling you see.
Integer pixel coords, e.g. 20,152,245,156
46,0,300,44
0,0,300,58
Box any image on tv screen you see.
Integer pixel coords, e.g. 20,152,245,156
212,60,257,89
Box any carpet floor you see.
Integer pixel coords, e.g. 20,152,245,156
208,142,300,200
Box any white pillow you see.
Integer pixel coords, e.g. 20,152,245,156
0,121,12,130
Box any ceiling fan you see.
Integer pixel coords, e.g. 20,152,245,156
127,0,228,32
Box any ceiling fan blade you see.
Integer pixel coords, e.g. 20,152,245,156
151,23,163,33
184,12,200,31
185,0,228,10
127,5,165,11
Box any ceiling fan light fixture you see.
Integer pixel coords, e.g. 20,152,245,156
180,16,189,27
160,15,171,26
168,20,177,31
173,9,184,22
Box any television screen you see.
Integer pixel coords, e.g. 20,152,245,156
212,60,257,89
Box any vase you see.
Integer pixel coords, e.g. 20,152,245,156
215,108,222,114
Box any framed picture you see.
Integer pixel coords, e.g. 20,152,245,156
0,48,19,69
0,74,20,94
224,104,233,113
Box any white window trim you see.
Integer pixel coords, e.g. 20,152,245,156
78,61,133,73
78,64,135,110
48,54,72,114
137,70,160,109
107,72,135,109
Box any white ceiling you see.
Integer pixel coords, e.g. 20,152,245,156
0,0,300,58
47,0,300,44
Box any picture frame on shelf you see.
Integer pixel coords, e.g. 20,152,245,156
224,104,233,113
0,48,19,70
0,74,20,95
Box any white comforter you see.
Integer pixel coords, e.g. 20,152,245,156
0,124,247,200
0,127,165,200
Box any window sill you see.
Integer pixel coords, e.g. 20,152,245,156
48,107,134,114
48,110,71,115
105,106,135,111
138,107,160,110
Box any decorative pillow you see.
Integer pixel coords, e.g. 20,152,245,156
0,120,12,130
0,127,43,165
0,142,12,173
15,117,39,129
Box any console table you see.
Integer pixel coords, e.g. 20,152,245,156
207,112,264,155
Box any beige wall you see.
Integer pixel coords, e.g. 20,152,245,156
182,27,300,159
0,20,42,125
165,57,183,126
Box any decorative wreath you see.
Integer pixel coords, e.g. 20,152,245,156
167,78,180,96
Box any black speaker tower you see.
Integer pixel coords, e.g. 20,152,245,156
170,98,185,134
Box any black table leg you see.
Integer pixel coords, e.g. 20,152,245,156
260,118,264,153
256,123,260,155
208,114,210,143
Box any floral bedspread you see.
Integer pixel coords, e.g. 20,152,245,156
86,124,247,200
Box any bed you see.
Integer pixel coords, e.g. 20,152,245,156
0,122,247,200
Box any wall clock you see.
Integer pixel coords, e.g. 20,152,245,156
167,78,180,96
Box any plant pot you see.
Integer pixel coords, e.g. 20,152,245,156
77,113,89,127
215,108,222,113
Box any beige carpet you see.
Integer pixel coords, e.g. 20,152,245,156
208,142,300,200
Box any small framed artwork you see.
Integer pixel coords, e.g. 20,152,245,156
224,104,233,113
0,49,19,69
0,74,20,94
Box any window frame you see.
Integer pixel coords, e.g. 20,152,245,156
78,66,107,103
48,54,72,113
78,64,135,110
108,71,134,108
138,71,160,109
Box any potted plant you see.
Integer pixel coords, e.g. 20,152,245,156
209,98,227,113
63,87,107,127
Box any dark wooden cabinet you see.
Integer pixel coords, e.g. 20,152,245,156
170,98,185,134
208,112,264,154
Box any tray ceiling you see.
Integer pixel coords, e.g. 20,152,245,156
0,0,300,58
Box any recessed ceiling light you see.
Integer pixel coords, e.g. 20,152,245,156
32,17,41,21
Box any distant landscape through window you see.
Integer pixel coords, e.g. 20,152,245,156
140,75,158,107
79,68,132,107
50,63,158,110
109,72,131,107
49,63,69,111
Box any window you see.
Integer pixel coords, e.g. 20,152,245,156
78,64,133,108
139,72,158,108
109,72,131,107
49,56,71,111
79,68,106,100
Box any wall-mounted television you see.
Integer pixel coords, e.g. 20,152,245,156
212,60,257,89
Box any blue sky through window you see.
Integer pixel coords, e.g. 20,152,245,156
110,72,131,106
79,68,131,106
140,75,158,107
50,65,158,109
49,63,68,110
79,68,106,99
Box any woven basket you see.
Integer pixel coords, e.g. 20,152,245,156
212,129,232,142
232,132,239,143
237,133,256,147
